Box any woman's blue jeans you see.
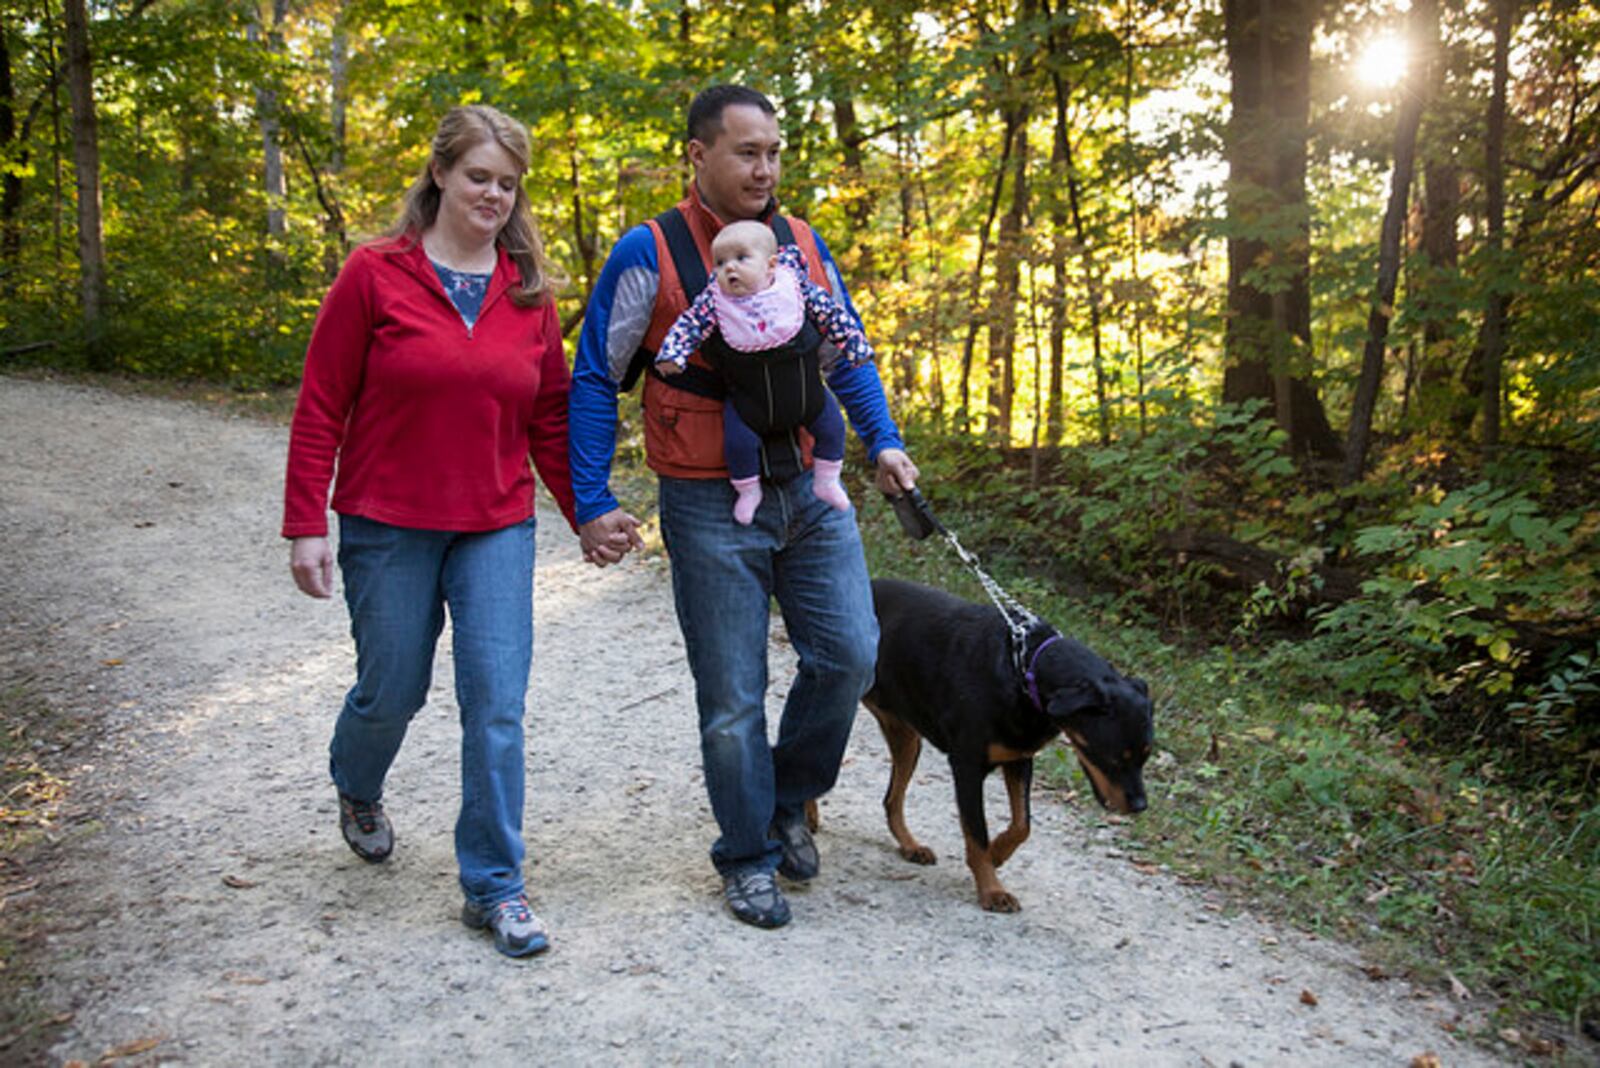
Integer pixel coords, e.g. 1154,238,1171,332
330,513,536,908
659,470,878,877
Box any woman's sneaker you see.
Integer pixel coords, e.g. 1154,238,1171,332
337,792,393,863
462,894,550,957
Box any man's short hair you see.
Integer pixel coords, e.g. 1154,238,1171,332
686,85,776,147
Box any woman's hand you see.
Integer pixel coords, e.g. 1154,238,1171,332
579,509,646,567
290,536,335,598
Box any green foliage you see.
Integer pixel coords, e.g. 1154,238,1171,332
1311,482,1594,726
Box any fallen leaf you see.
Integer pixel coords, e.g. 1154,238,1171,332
1299,989,1319,1007
100,659,122,667
98,1034,165,1061
1131,862,1160,876
1499,1028,1522,1045
221,874,257,889
1363,964,1389,981
1410,1054,1441,1068
1446,972,1472,1001
222,971,268,986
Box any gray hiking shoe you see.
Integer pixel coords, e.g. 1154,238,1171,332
462,894,550,958
771,819,819,882
723,869,791,928
337,791,393,863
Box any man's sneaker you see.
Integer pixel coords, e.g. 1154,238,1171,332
462,894,550,958
337,792,393,863
771,819,819,882
723,870,791,928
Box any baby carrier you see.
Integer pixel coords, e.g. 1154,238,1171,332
623,208,828,478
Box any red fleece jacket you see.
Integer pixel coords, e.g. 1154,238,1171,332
282,237,578,539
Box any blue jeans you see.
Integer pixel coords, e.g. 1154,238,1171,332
330,513,536,908
658,471,878,876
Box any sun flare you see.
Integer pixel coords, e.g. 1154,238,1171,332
1355,34,1410,89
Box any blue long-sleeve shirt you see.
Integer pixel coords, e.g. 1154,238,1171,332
569,219,904,525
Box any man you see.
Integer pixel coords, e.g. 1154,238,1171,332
569,84,918,929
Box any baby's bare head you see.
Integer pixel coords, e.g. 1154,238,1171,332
711,220,777,262
710,221,779,297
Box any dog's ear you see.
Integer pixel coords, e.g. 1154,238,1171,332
1049,678,1107,718
1129,676,1149,698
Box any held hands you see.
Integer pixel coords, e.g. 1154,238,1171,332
874,447,920,497
579,508,646,568
290,536,335,598
655,360,684,377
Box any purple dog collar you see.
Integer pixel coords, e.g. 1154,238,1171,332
1024,633,1062,713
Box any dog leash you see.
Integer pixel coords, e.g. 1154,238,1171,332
886,489,1057,693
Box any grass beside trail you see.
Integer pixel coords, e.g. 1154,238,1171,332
854,477,1598,1064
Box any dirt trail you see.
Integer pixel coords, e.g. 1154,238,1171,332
0,375,1507,1066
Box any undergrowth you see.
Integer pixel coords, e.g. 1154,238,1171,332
852,423,1599,1059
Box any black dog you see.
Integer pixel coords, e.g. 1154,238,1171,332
857,577,1153,912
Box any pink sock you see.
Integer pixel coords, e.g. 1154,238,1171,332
811,458,850,511
732,477,763,524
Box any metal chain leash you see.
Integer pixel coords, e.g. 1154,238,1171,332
887,489,1041,675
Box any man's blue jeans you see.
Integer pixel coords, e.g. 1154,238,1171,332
659,471,878,876
330,514,536,908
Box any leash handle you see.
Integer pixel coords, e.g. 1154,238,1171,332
883,487,943,541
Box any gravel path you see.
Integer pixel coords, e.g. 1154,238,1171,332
0,375,1507,1066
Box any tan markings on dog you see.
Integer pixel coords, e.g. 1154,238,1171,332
964,827,1020,913
987,762,1032,869
866,698,937,865
985,741,1045,765
1065,731,1131,813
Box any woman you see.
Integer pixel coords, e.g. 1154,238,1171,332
282,104,593,958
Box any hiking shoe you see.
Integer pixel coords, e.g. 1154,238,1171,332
338,791,393,863
771,819,819,882
723,870,791,929
462,894,550,958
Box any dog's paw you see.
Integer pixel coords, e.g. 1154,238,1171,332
980,889,1021,913
899,844,937,865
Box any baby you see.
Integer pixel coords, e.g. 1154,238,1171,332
656,220,876,524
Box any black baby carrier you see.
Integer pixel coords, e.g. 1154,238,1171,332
622,208,828,480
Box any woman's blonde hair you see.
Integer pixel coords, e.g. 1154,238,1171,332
389,104,566,307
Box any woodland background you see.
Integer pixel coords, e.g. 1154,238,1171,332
0,0,1596,1052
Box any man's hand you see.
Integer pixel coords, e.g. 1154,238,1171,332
874,447,920,496
290,536,335,598
579,508,646,567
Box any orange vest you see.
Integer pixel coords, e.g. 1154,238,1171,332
640,190,829,479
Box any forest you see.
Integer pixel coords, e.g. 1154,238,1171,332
1,0,1596,1050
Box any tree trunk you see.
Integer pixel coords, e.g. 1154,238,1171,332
62,0,106,366
1046,77,1068,447
987,118,1029,444
1478,0,1513,448
1412,154,1460,422
831,90,874,277
1051,66,1110,446
325,1,348,276
1,15,22,282
958,118,1016,435
1221,0,1340,459
1342,0,1437,484
250,0,288,240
